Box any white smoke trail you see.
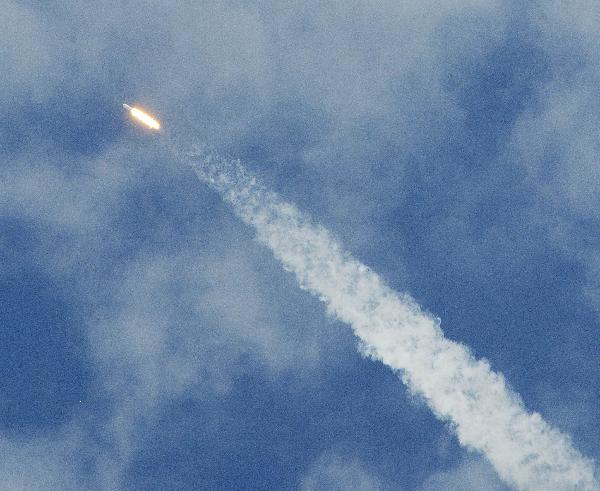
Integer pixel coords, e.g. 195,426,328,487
178,145,598,491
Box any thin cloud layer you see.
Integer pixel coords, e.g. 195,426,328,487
1,0,599,489
507,2,600,309
421,455,508,491
300,452,387,491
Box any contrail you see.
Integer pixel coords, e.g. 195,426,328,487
176,144,597,491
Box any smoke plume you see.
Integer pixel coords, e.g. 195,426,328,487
178,145,598,491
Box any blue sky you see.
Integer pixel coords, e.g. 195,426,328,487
1,1,599,489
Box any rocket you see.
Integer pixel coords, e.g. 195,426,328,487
122,103,161,130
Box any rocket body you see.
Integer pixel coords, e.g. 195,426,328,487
122,103,161,130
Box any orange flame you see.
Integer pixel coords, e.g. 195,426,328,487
129,107,161,130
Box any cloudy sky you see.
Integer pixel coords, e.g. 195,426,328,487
2,0,600,489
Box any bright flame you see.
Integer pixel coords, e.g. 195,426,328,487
130,107,161,130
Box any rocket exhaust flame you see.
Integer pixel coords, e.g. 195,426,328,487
122,103,161,130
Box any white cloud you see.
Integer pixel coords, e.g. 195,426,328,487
508,2,600,320
4,1,598,489
300,452,388,491
301,450,509,491
0,3,64,103
0,141,335,488
0,432,81,491
83,230,338,485
421,454,508,491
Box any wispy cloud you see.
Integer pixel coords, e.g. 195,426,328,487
421,454,508,491
0,430,81,491
300,451,387,491
2,1,599,488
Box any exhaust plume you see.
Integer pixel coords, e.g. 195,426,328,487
176,144,598,491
